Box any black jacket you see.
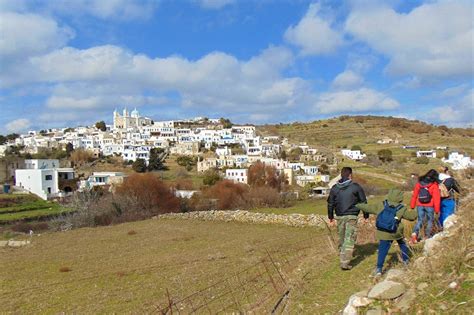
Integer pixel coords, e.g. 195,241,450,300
327,179,368,220
440,177,461,200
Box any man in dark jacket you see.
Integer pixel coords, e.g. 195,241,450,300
327,167,368,270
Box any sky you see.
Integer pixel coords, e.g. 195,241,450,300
0,0,473,133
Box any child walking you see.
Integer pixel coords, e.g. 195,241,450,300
357,189,417,276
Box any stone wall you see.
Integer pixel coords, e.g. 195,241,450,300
156,210,329,228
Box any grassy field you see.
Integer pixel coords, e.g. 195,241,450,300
0,194,68,223
0,218,382,313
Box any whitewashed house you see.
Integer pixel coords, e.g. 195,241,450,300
15,159,75,200
79,172,126,190
443,152,473,170
225,169,248,184
416,150,437,158
341,149,366,161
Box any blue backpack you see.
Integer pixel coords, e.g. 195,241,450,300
376,200,404,233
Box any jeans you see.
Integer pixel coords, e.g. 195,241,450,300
439,199,456,227
413,206,435,238
377,239,409,270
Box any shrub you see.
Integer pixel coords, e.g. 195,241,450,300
416,156,429,164
174,179,194,190
377,149,393,163
11,222,49,233
244,186,281,208
202,169,221,186
248,161,286,191
202,180,248,210
351,145,362,152
132,158,147,173
176,155,196,170
354,117,364,123
70,149,95,166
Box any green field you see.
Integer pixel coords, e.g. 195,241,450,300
0,218,382,313
0,194,68,223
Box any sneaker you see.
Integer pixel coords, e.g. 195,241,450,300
410,233,418,244
340,263,353,271
371,268,383,278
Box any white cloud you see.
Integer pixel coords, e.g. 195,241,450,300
345,1,473,78
314,88,399,114
440,84,470,98
428,89,474,126
0,12,74,59
197,0,234,10
284,3,343,55
332,70,363,89
6,118,31,132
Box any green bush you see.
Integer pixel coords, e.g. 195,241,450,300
416,156,429,164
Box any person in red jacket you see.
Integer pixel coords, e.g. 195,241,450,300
410,169,440,243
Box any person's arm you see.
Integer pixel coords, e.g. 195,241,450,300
410,183,419,209
356,184,369,219
356,202,377,215
452,178,461,194
432,184,441,214
401,206,417,221
327,187,337,221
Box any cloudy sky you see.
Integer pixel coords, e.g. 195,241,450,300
0,0,472,133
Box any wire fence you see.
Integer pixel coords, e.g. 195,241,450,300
151,232,333,314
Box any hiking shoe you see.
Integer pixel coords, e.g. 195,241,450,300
371,268,383,278
340,264,353,271
410,233,418,244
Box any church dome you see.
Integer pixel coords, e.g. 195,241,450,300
131,108,139,118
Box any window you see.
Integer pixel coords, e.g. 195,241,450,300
45,175,53,181
47,187,51,194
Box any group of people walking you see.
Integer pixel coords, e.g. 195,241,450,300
327,166,460,276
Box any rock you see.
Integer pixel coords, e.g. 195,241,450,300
413,256,426,269
366,305,383,315
368,280,406,300
0,240,9,247
385,268,405,281
7,240,30,247
443,214,458,230
417,282,429,292
448,281,458,289
343,292,373,315
395,288,416,312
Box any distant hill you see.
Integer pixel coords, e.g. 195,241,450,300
257,115,474,156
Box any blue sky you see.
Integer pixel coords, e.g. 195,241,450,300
0,0,472,133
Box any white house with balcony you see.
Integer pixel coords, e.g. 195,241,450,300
341,149,366,161
416,150,437,158
225,169,248,184
15,159,75,200
442,152,473,170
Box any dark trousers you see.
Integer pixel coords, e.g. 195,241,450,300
377,239,409,270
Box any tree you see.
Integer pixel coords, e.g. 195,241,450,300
148,148,165,171
6,133,19,141
377,149,393,163
280,150,287,160
132,158,147,173
288,147,303,161
0,135,6,145
319,163,329,175
219,118,233,129
203,170,221,186
70,149,94,166
248,161,286,191
351,145,362,152
66,142,74,157
176,155,196,171
95,121,107,132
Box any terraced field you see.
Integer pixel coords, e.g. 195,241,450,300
0,194,69,223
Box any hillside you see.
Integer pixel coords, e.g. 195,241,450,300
258,116,474,157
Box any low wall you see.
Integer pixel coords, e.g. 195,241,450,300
156,210,329,228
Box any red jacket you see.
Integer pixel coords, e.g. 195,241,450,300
410,182,441,213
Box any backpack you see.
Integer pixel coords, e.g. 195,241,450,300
418,185,432,203
376,200,404,233
439,179,450,198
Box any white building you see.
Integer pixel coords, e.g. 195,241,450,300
341,150,366,161
15,160,75,200
443,152,473,170
79,172,126,190
416,150,437,158
225,169,248,184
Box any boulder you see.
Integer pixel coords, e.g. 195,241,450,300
443,214,458,230
0,240,9,247
395,288,416,312
366,305,383,315
368,280,406,300
7,240,30,247
343,291,373,315
385,268,405,281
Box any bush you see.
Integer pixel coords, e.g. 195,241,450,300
11,222,49,233
416,156,429,164
203,169,221,186
202,180,248,210
377,149,393,163
351,145,362,152
248,161,287,191
176,155,196,171
132,158,147,173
